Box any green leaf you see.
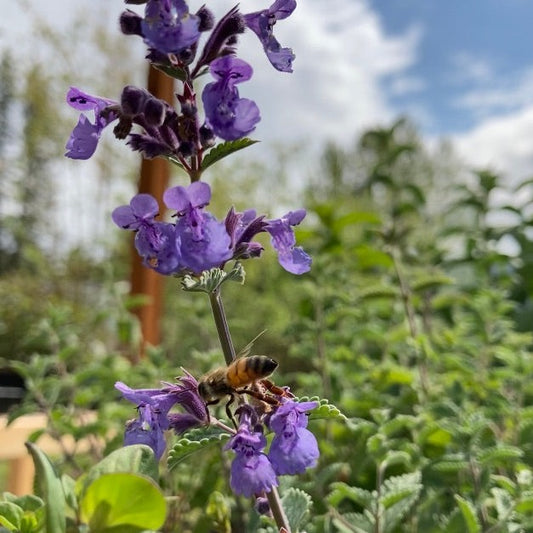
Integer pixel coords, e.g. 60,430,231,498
478,445,524,467
181,263,245,293
491,488,513,521
327,483,374,509
454,495,481,533
281,488,312,532
332,511,374,533
79,445,159,501
25,442,66,533
515,490,533,513
297,396,347,422
153,63,187,81
202,138,259,171
80,472,166,532
0,502,22,530
1,494,43,512
167,427,230,470
411,274,454,292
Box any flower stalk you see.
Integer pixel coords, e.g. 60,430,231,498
209,288,237,365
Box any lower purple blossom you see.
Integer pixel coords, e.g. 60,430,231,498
115,371,206,459
268,400,319,475
225,414,278,497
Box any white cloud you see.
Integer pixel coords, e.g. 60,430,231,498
452,68,533,118
453,105,533,183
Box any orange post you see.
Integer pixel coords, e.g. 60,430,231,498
130,66,175,356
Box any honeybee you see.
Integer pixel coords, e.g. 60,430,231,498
198,355,293,426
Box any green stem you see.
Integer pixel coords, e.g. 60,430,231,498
267,487,292,533
209,288,236,365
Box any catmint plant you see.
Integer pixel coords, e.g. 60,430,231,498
66,0,317,529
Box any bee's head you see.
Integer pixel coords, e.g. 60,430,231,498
197,381,209,402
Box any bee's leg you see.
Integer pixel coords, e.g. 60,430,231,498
225,394,238,429
205,399,220,425
237,388,279,405
261,378,295,398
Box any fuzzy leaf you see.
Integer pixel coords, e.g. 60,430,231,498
202,138,259,171
25,442,66,533
181,264,245,293
478,445,524,467
281,488,312,532
297,396,347,422
332,512,374,533
167,427,230,470
327,482,374,508
454,495,481,533
0,502,23,529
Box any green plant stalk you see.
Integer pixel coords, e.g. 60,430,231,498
208,288,292,533
267,486,292,533
209,288,237,365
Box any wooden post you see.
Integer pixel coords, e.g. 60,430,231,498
130,66,174,356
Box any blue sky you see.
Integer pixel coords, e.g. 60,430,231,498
1,0,533,183
373,0,533,135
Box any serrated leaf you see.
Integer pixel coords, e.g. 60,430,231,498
25,442,66,533
297,396,347,422
202,138,259,171
167,427,230,470
327,482,374,508
181,264,245,293
478,445,523,466
358,285,399,301
454,495,481,533
411,275,454,292
332,511,374,533
281,488,312,532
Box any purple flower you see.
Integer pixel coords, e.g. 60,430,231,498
225,414,278,497
112,194,182,274
164,182,232,273
112,193,159,230
115,371,207,459
176,213,232,274
266,210,312,274
225,208,267,259
244,0,296,72
202,56,260,141
140,0,201,55
268,400,319,475
65,87,118,159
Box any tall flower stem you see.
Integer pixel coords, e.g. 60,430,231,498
209,288,237,365
267,486,292,533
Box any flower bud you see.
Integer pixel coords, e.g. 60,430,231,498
144,98,166,127
121,86,148,116
119,10,143,36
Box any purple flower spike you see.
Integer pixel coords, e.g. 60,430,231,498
141,0,201,55
225,417,278,497
268,400,319,475
202,56,260,141
244,0,297,72
65,87,118,159
266,210,312,274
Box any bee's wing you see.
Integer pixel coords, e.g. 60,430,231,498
236,329,267,359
